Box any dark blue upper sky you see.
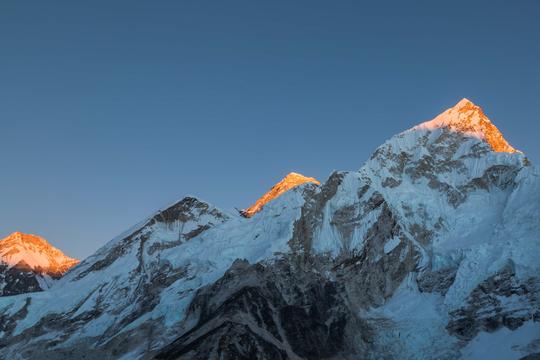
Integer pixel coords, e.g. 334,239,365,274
1,0,539,258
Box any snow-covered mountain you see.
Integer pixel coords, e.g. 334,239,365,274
241,172,320,217
0,232,79,296
0,99,538,359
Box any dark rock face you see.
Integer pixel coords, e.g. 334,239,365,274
521,354,540,360
154,191,420,359
447,262,540,340
289,171,346,255
155,258,372,360
417,266,458,295
154,189,421,359
159,321,289,360
0,297,31,337
333,202,419,308
152,197,226,224
0,257,72,297
291,171,421,310
0,262,43,296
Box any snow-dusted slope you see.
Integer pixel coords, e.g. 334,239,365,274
0,232,78,296
0,188,315,358
0,99,538,360
286,99,539,359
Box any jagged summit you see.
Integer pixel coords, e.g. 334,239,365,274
241,172,320,217
413,98,518,153
0,232,79,275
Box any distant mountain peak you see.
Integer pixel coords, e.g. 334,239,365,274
413,98,518,153
241,172,320,218
454,97,475,109
7,231,50,247
0,232,79,275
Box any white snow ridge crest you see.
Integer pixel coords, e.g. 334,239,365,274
0,99,538,360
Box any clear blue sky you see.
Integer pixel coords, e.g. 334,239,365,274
1,1,538,259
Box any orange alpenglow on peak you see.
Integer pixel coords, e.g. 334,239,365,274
414,98,519,153
241,172,320,218
0,231,79,275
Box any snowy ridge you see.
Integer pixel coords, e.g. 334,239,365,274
0,99,538,359
241,172,320,217
0,185,316,358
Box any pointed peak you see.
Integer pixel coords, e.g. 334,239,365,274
8,231,26,238
151,196,228,224
0,232,79,274
450,98,488,120
281,172,319,183
413,98,519,153
3,232,49,246
241,172,320,218
454,97,475,109
273,172,320,190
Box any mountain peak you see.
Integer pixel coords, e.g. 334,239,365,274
413,98,518,153
6,232,50,247
454,97,475,109
241,172,320,218
282,172,318,183
0,232,79,275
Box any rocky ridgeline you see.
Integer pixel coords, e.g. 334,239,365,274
0,99,538,359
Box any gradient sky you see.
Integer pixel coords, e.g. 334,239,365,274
1,1,539,259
